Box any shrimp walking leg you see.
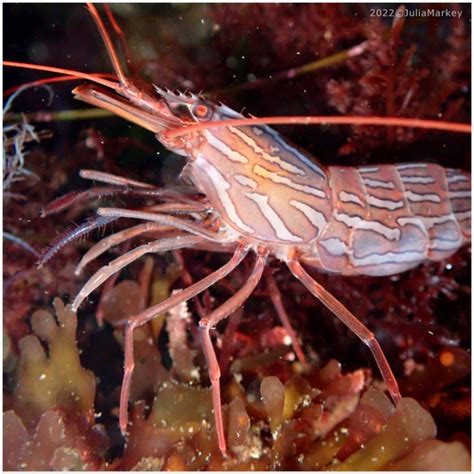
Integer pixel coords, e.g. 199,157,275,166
199,253,267,455
265,270,307,366
119,246,249,433
75,223,173,274
287,259,401,404
72,234,203,311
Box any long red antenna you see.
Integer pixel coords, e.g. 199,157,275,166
3,73,117,98
4,4,129,94
3,61,118,90
103,3,136,75
164,115,471,139
85,3,128,85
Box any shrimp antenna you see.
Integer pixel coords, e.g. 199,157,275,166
165,115,472,138
85,3,129,85
3,4,130,92
3,61,119,90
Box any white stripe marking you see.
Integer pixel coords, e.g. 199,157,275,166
396,163,428,170
199,157,254,233
264,126,327,178
357,220,401,240
406,191,441,203
335,212,401,240
290,200,327,232
204,130,248,163
339,191,364,206
254,164,326,198
353,250,425,266
400,176,436,184
245,192,302,242
228,126,306,176
367,195,405,210
421,214,457,229
234,174,257,189
450,190,471,199
430,239,462,251
334,212,362,228
455,210,471,221
448,174,469,183
363,178,395,189
359,166,379,173
319,237,347,256
396,217,428,234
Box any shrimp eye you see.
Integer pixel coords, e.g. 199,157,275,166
193,104,210,119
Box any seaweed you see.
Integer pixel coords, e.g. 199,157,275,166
4,300,107,471
3,3,471,471
4,298,470,469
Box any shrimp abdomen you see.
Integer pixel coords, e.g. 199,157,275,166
315,163,470,276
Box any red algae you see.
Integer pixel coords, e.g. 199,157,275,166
4,410,108,470
386,439,471,471
3,297,471,470
261,376,285,433
330,398,437,470
227,397,251,453
3,3,470,471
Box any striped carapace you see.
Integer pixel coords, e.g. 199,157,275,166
4,3,471,457
157,95,471,277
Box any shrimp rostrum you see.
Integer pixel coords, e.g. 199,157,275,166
5,3,471,455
